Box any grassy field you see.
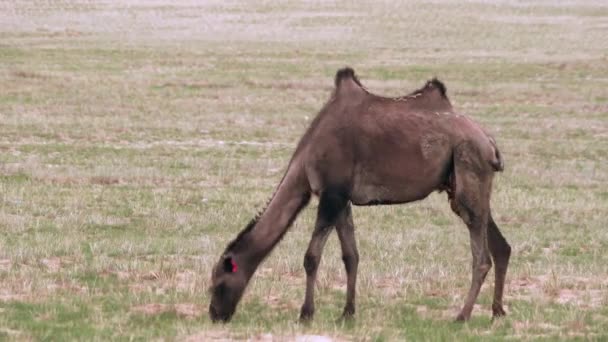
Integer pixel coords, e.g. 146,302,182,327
1,0,607,340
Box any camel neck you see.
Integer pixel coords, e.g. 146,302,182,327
226,162,311,271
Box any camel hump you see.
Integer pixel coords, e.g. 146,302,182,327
426,78,448,99
334,67,363,88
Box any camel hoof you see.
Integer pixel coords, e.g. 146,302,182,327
299,306,314,323
492,305,507,319
299,315,313,324
338,308,355,322
455,313,469,322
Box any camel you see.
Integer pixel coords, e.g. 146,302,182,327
209,67,511,323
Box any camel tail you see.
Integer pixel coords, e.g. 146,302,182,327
490,141,504,172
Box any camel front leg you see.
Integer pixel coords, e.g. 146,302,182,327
300,188,348,322
300,223,332,321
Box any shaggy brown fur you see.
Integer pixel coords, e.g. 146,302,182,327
209,67,510,323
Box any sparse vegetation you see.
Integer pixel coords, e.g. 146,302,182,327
1,0,607,340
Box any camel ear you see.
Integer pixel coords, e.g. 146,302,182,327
223,256,237,273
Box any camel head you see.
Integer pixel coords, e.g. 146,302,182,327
208,253,247,322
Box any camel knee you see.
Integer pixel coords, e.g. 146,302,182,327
472,250,492,273
478,262,492,275
342,252,359,273
304,254,320,275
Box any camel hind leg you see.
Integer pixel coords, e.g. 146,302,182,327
449,141,494,321
335,203,359,319
488,214,511,318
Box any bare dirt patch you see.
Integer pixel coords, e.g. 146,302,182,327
184,332,345,342
0,290,27,302
183,330,235,342
131,303,203,319
105,270,131,280
109,268,202,295
158,81,232,90
511,320,559,338
261,293,300,312
243,79,332,92
257,267,304,287
175,270,196,292
376,275,406,298
421,304,494,321
131,303,168,315
0,327,27,339
45,281,88,295
508,274,606,308
90,176,120,185
0,259,12,271
11,70,50,80
40,257,62,273
174,303,202,318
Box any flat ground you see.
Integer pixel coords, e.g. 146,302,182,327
1,0,607,340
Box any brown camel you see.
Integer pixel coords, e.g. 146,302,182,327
209,67,511,323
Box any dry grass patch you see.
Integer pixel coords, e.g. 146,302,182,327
1,0,607,340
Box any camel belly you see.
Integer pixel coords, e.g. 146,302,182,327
350,167,444,206
349,133,451,205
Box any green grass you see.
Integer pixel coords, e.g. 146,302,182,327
1,0,607,340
